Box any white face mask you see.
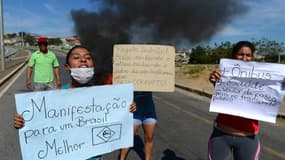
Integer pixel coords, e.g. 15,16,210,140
70,68,94,84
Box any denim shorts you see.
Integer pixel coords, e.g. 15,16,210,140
134,116,157,125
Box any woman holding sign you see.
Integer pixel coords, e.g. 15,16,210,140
208,41,261,160
100,73,157,160
119,91,157,160
14,45,136,160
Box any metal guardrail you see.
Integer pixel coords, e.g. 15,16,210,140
0,48,31,85
5,47,17,58
0,55,29,86
0,47,17,60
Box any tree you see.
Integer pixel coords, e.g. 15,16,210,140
18,32,26,37
189,42,233,64
24,34,36,45
253,38,285,63
209,41,232,63
48,38,63,45
188,39,285,64
5,33,17,38
189,45,209,64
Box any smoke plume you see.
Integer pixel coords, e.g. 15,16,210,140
71,0,248,74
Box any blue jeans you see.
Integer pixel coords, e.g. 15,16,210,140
34,82,55,91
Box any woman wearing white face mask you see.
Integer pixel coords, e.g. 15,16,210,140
62,45,95,88
14,45,136,160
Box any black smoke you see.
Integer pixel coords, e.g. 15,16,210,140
71,0,248,75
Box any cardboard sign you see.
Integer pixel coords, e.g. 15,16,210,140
113,44,175,92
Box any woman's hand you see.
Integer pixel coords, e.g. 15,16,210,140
14,114,25,129
129,101,136,113
209,70,222,85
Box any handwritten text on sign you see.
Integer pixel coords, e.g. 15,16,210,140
15,84,134,160
209,58,285,123
113,44,175,92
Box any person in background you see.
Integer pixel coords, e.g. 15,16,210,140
99,71,157,160
14,45,136,160
119,91,157,160
208,41,260,160
26,37,61,90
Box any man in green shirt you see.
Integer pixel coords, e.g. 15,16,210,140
26,37,61,90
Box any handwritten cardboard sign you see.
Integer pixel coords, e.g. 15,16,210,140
210,58,285,123
113,44,175,92
15,84,134,160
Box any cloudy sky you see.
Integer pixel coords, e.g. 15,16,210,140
3,0,285,46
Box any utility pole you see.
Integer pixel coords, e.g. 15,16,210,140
20,0,24,48
21,31,24,47
0,0,5,71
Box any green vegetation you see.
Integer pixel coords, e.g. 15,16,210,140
4,33,17,38
48,38,63,45
24,34,36,45
183,65,205,77
189,42,232,64
175,62,183,67
253,38,285,63
189,39,285,64
4,32,285,64
5,32,63,46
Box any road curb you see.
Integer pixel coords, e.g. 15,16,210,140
175,84,212,98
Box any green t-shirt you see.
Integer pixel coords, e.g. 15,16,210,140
28,50,59,83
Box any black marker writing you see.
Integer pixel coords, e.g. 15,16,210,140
21,97,127,122
24,126,57,144
37,139,85,159
231,64,271,79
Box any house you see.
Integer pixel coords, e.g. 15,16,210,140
175,49,191,64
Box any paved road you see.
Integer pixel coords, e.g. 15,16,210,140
1,53,285,160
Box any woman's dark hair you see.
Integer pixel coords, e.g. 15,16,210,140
232,41,255,58
65,45,93,65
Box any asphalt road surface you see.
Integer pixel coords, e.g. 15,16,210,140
1,52,285,160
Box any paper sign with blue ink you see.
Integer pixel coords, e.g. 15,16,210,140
15,84,134,160
210,58,285,123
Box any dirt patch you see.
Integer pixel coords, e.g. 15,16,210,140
175,64,218,93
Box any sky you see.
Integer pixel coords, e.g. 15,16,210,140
2,0,285,46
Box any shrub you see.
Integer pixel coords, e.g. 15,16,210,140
183,65,205,76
